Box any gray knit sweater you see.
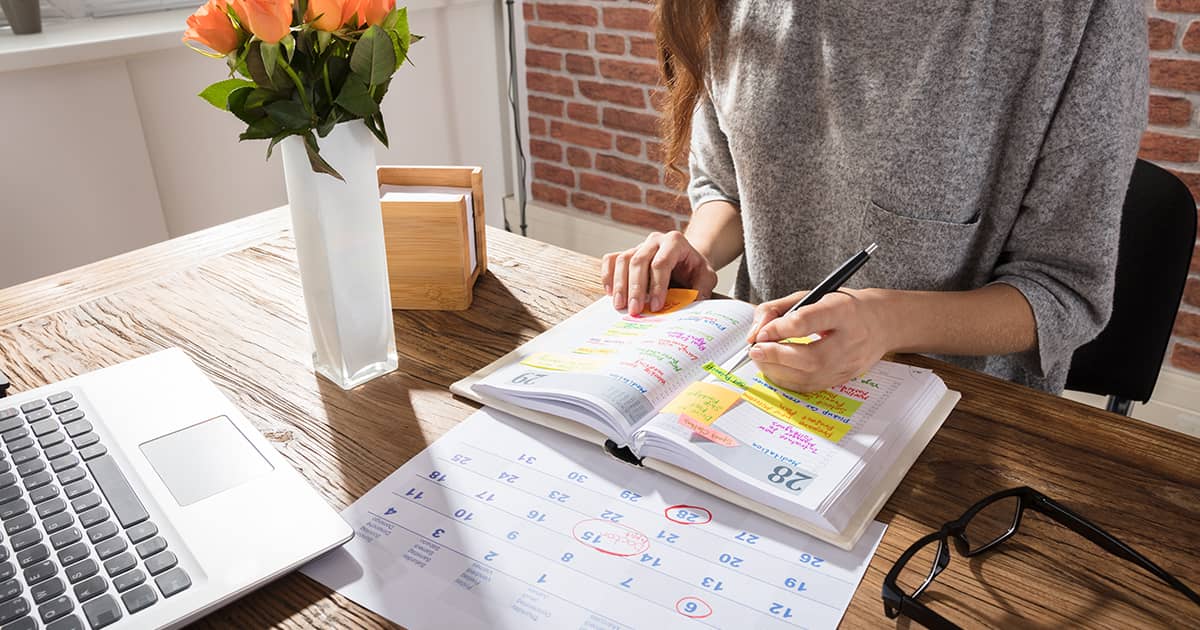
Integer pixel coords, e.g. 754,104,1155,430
688,0,1148,392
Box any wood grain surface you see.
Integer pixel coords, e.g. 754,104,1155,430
0,215,1196,629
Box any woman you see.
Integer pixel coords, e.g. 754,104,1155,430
601,0,1148,393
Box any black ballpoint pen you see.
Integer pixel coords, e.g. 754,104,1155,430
727,243,879,374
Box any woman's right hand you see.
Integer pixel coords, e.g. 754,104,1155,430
600,231,719,316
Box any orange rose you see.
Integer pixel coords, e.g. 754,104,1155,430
183,0,240,55
233,0,294,44
343,0,392,27
306,0,344,31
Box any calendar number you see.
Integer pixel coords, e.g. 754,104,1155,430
766,465,810,492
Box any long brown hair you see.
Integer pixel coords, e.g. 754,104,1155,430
655,0,720,180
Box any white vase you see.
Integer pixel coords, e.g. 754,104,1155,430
281,121,398,389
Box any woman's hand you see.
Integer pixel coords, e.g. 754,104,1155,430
745,289,891,392
600,231,719,316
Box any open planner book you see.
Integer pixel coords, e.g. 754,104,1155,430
451,292,960,550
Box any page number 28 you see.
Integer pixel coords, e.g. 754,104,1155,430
766,465,810,492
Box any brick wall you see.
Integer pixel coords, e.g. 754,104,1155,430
522,0,1200,377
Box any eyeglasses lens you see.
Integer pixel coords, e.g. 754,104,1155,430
962,495,1021,554
897,538,944,598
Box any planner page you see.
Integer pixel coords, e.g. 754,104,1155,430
302,408,885,630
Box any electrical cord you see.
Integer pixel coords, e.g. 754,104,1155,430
504,0,529,236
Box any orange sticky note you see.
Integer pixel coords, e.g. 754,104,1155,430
662,381,741,425
678,414,739,447
645,288,699,315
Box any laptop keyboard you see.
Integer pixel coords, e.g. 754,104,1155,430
0,392,190,629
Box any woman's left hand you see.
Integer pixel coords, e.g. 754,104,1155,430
746,289,891,392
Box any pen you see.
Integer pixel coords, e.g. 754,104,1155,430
727,243,879,374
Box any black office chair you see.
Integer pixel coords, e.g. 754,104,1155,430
1065,159,1197,415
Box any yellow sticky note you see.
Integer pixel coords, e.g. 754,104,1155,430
520,352,607,373
741,381,851,443
791,388,863,418
780,334,821,345
663,382,741,425
645,288,699,315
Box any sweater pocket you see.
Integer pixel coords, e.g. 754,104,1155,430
859,200,981,290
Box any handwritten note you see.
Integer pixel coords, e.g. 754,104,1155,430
679,414,739,446
662,381,741,425
702,361,750,389
520,352,607,373
742,377,852,443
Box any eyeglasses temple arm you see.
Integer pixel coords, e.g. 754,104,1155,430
1038,498,1200,607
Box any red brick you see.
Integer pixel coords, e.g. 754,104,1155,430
1170,342,1200,371
1159,0,1200,12
526,48,563,70
566,53,596,76
536,3,598,26
529,95,564,117
603,6,653,32
551,120,614,149
527,25,589,51
567,102,599,124
600,59,660,85
617,136,642,156
1150,58,1200,91
523,3,533,20
1185,21,1200,53
646,189,691,215
579,80,645,108
572,192,606,214
528,116,547,137
630,37,657,59
1139,131,1200,162
527,71,575,97
1176,309,1200,339
567,147,592,168
534,161,575,187
596,34,625,55
530,139,563,161
603,107,661,137
1170,168,1200,202
581,173,642,203
1192,245,1200,274
598,154,660,184
1184,278,1200,309
1152,18,1179,51
646,141,664,162
612,202,675,231
532,182,568,206
1150,95,1192,126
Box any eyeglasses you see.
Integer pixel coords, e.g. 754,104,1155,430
882,486,1200,629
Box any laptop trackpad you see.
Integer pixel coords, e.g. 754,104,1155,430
140,416,274,506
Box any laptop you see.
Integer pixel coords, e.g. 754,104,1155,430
0,348,353,629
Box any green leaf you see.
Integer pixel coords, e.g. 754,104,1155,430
228,87,265,124
246,41,290,91
265,100,312,130
240,117,284,141
265,131,293,161
370,112,388,147
303,132,344,181
198,78,256,110
316,108,342,137
349,25,396,86
245,88,277,110
334,77,378,118
387,29,404,71
260,41,281,81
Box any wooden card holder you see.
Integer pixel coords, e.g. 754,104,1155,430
377,166,488,310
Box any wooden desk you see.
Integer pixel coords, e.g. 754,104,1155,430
0,209,1196,628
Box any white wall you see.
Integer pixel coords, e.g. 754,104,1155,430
0,0,511,289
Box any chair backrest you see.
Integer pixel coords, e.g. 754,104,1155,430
1065,159,1197,402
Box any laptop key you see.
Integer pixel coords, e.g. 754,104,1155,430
0,410,15,422
24,559,58,586
120,584,156,615
56,543,88,567
70,494,102,515
0,597,30,624
49,456,78,474
81,595,121,629
0,579,19,603
6,437,33,454
56,468,85,487
1,428,27,443
15,544,48,568
30,419,59,437
0,499,28,521
0,485,21,506
0,419,20,435
56,411,83,425
134,537,166,559
22,472,50,491
2,615,34,630
18,401,44,415
47,393,72,406
0,473,13,489
64,559,98,584
51,401,78,415
72,576,107,603
64,481,93,500
0,547,8,563
29,483,59,505
39,431,65,449
36,498,67,520
63,422,92,439
46,614,83,630
102,554,135,578
3,513,33,536
78,508,109,529
125,522,157,544
49,527,81,550
0,562,13,582
153,567,190,598
24,409,52,424
77,444,107,461
72,433,99,450
95,537,125,561
10,451,39,468
10,528,41,552
0,461,10,476
143,552,176,576
87,522,118,545
42,442,71,461
112,569,144,593
37,596,73,625
43,512,73,536
86,456,148,529
32,577,65,605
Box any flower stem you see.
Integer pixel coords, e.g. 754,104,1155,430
279,58,312,115
323,65,334,103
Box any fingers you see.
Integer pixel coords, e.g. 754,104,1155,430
749,340,852,393
626,235,662,316
646,232,692,311
602,231,703,315
747,292,806,342
600,253,616,296
610,249,631,310
755,293,847,343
